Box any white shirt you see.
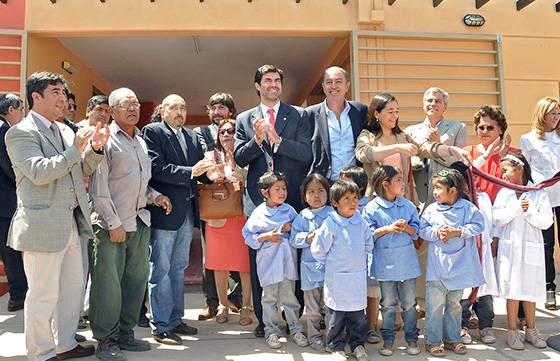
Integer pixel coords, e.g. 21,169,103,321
260,102,280,127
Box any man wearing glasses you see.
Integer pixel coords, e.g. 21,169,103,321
88,88,172,361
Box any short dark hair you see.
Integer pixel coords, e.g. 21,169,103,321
370,165,401,198
67,92,75,102
254,64,283,96
365,93,401,136
432,169,469,201
339,165,368,197
500,151,533,185
207,92,236,117
300,173,331,207
258,171,286,192
26,71,66,109
0,93,22,116
473,105,508,138
87,95,109,111
330,179,360,205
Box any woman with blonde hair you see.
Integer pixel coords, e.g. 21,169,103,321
520,96,560,310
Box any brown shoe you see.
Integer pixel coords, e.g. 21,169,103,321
46,357,60,361
57,344,95,360
198,306,218,320
7,298,24,312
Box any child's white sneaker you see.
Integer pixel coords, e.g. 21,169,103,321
353,345,369,361
266,334,282,349
292,332,309,347
525,328,547,348
406,341,421,355
379,343,393,356
480,327,496,344
310,339,325,351
331,350,348,361
461,327,472,344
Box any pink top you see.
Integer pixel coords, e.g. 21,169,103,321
383,152,403,171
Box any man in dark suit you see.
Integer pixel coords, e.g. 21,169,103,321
306,66,367,180
234,64,312,337
143,94,212,345
0,93,26,312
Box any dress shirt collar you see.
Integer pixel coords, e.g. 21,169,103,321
262,202,291,217
164,120,183,137
30,110,53,129
544,130,560,144
260,101,280,119
301,205,331,220
434,197,470,212
423,117,444,128
324,99,350,118
109,121,140,138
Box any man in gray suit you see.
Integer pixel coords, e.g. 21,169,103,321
404,87,467,206
5,72,109,361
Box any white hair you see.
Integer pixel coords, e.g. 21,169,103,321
108,88,137,107
423,87,449,106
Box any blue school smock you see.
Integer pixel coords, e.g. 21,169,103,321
289,206,332,291
362,195,421,281
419,198,485,291
242,202,298,288
311,210,374,312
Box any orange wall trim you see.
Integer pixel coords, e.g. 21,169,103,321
0,0,24,30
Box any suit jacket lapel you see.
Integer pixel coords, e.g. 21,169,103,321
275,103,289,136
163,121,187,164
60,125,73,151
317,103,331,163
348,103,363,142
31,114,63,153
250,106,273,153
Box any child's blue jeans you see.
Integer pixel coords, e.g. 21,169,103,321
425,280,462,345
379,279,419,344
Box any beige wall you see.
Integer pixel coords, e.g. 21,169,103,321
27,36,112,120
23,0,560,142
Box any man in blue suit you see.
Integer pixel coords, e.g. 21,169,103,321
306,66,367,180
143,94,213,345
0,93,26,312
234,64,312,337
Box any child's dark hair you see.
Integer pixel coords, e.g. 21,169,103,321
370,165,401,197
258,171,286,191
330,180,360,206
432,169,469,201
300,173,330,207
339,165,368,197
449,161,473,199
499,151,533,185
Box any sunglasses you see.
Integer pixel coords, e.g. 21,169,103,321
477,125,496,132
219,128,235,135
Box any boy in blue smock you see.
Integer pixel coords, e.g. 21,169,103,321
340,165,381,345
419,169,485,357
311,180,373,361
242,171,309,349
362,166,421,356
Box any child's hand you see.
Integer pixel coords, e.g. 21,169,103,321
520,196,529,212
390,219,407,233
280,223,292,233
306,232,315,244
258,230,284,243
438,226,451,243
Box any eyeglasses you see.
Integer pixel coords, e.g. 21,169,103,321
115,101,140,109
477,125,496,132
219,128,235,135
68,104,77,111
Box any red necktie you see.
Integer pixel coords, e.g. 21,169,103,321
267,108,276,170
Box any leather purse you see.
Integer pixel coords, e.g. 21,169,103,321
197,181,243,220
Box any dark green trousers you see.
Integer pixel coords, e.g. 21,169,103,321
89,219,150,341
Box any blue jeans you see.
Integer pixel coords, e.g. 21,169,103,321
425,280,462,345
148,204,194,334
326,307,367,352
262,279,303,338
461,294,494,329
379,279,419,344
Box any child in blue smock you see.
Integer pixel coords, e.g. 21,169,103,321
242,171,309,349
311,180,373,361
362,165,421,356
340,165,381,345
289,173,331,351
420,169,485,357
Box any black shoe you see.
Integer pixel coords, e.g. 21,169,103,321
96,339,126,361
546,290,557,310
74,333,87,343
117,337,151,352
7,298,24,312
172,322,198,335
137,313,150,328
152,331,182,345
254,324,265,338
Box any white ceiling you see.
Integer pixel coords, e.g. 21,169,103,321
59,35,334,116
